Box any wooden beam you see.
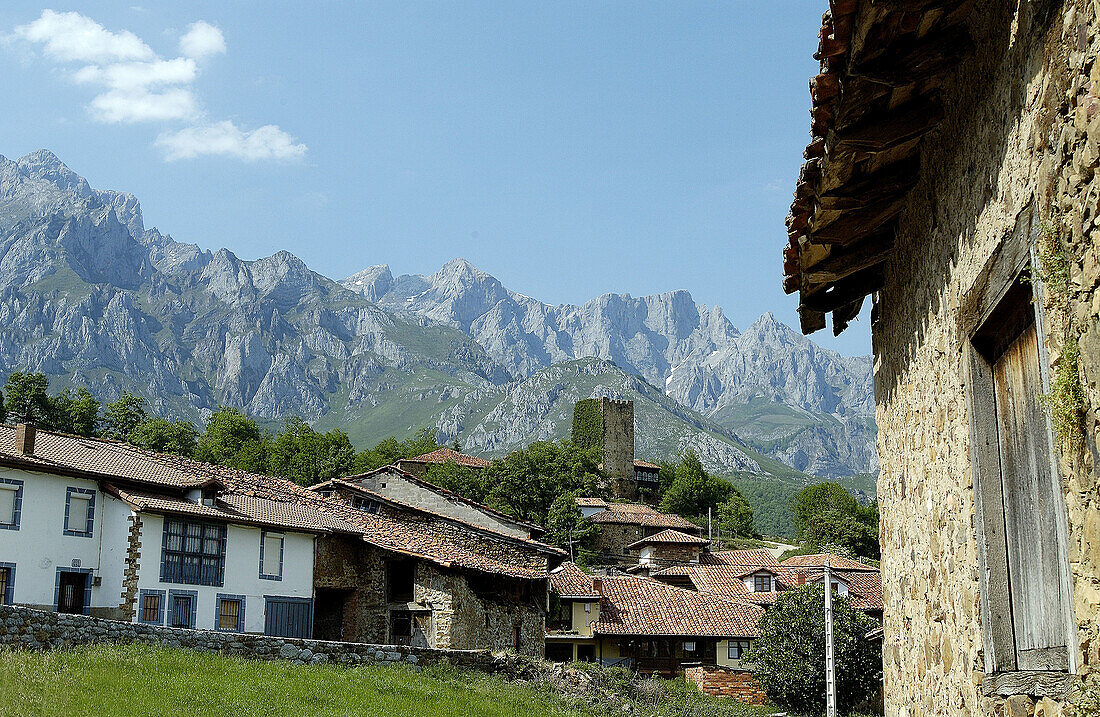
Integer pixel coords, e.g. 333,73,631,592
835,96,944,153
810,194,907,245
832,295,865,336
811,73,840,103
799,307,827,334
804,137,826,159
852,24,972,87
801,265,884,313
816,157,920,212
804,224,895,283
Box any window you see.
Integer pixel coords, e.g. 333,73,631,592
387,560,415,603
167,590,197,629
728,640,751,660
161,519,227,586
390,610,413,644
216,594,245,632
138,589,165,624
0,563,14,605
965,256,1076,677
352,497,380,513
63,487,95,537
259,531,284,581
0,479,22,530
753,574,772,592
683,641,697,654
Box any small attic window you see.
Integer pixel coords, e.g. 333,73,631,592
201,487,217,507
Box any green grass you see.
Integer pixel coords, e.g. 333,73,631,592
0,644,778,717
0,644,587,717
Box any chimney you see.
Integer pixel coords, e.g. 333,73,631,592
591,578,603,596
796,572,806,586
15,423,36,455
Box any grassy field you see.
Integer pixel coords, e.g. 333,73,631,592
0,644,776,717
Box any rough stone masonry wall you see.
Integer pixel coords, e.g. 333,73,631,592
600,398,635,497
683,665,769,705
0,603,523,671
872,1,1100,715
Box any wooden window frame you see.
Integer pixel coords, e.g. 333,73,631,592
727,639,751,660
259,531,284,581
961,204,1077,698
0,563,15,605
215,594,246,633
0,479,23,530
160,518,227,587
138,589,165,625
753,573,772,593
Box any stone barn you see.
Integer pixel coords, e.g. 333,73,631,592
783,1,1100,715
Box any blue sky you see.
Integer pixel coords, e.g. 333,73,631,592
0,2,870,356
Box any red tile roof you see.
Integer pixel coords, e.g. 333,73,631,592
627,529,710,549
575,497,610,507
704,549,781,569
587,503,701,531
399,448,490,468
632,460,661,470
780,553,875,571
108,486,340,534
594,574,762,638
549,562,600,599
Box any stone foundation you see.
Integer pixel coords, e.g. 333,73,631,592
683,665,768,705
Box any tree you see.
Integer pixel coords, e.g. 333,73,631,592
51,388,101,436
546,489,601,564
481,441,603,525
3,372,52,424
659,450,733,520
269,417,355,485
0,388,5,424
717,490,756,538
794,482,880,559
353,427,441,473
102,391,148,441
129,417,198,457
422,459,490,502
744,583,881,714
194,407,272,472
570,399,603,451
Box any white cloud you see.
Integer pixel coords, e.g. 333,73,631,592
156,121,307,161
179,21,225,60
8,11,305,161
14,10,153,63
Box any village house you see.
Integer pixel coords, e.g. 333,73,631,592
547,561,765,702
0,423,564,655
306,475,565,654
783,1,1100,713
575,498,704,563
0,424,333,636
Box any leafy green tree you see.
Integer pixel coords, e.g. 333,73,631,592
717,489,756,538
51,388,101,436
354,427,441,473
129,418,199,457
102,391,148,441
481,440,603,525
546,489,601,564
422,459,490,502
0,388,5,423
3,372,52,424
659,450,733,520
744,583,881,714
269,417,355,485
194,407,272,472
794,482,879,559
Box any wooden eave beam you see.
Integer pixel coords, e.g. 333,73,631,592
816,157,920,212
804,224,896,283
809,193,907,245
799,307,828,334
851,24,973,87
801,265,885,313
834,96,944,153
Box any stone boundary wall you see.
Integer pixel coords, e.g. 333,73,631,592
683,665,768,705
0,604,524,672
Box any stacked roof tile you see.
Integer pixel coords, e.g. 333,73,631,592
594,574,762,638
399,447,490,469
548,562,600,599
587,503,701,531
627,529,710,549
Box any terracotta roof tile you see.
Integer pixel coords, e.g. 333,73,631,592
627,529,710,549
575,497,609,507
632,460,661,470
400,448,490,468
587,503,700,531
780,553,875,571
549,562,599,599
594,574,762,638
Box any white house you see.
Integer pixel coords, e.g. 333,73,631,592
0,423,337,637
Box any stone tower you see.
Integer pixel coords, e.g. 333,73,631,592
598,397,636,498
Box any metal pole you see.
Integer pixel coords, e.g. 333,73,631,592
708,507,712,549
825,558,836,717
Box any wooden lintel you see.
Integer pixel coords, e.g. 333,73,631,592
816,157,920,212
810,194,906,245
801,265,885,313
852,24,972,87
835,96,944,153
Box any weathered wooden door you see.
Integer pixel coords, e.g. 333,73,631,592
991,322,1070,670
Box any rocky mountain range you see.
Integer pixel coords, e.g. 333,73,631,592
0,149,877,478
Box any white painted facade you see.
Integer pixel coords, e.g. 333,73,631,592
0,466,130,616
132,513,316,633
0,466,317,635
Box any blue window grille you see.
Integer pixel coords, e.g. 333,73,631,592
63,487,96,537
0,478,24,531
0,563,15,605
138,589,166,625
53,567,93,615
215,594,246,632
166,590,198,629
160,518,227,586
259,531,284,581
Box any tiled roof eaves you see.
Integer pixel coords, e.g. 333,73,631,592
0,453,219,493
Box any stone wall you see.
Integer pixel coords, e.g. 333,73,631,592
599,398,636,498
683,665,768,705
872,1,1100,715
0,603,521,671
591,523,646,561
